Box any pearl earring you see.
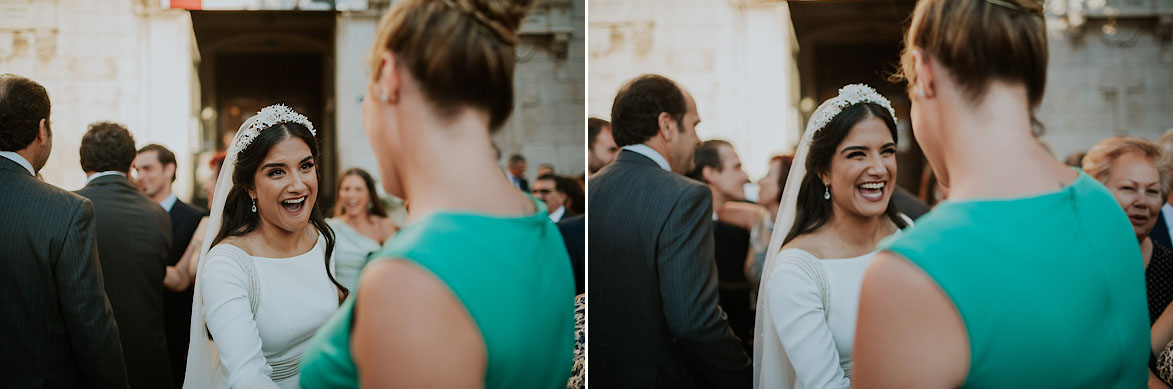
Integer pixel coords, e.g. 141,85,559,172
916,87,926,98
824,186,831,200
251,199,257,213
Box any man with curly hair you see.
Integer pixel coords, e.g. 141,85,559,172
76,121,176,389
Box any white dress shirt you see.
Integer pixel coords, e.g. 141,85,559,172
0,151,35,176
621,144,671,172
160,193,178,212
549,205,566,223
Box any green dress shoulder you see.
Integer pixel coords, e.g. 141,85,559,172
300,197,575,388
883,170,1149,387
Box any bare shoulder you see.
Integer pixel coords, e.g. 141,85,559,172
353,259,485,388
853,251,969,388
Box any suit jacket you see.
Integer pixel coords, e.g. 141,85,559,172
0,157,129,388
1152,211,1172,252
77,174,174,389
588,150,751,388
712,221,753,353
165,198,205,387
557,214,585,295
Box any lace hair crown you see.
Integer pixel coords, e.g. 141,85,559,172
808,84,897,135
230,104,316,157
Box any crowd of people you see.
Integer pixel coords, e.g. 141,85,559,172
0,0,582,388
589,0,1173,388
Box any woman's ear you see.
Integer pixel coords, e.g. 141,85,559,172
373,51,401,104
911,49,936,99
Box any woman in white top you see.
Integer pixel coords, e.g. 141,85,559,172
326,167,398,291
185,104,346,388
754,85,909,388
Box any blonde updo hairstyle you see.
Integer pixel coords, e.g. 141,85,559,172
369,0,534,132
896,0,1048,132
1084,136,1173,199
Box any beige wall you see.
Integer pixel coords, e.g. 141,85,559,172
0,0,200,198
588,0,800,181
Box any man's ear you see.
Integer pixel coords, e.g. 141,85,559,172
164,163,176,183
701,165,717,183
37,118,50,145
657,112,676,142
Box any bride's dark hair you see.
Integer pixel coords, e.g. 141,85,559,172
212,121,348,297
783,102,909,245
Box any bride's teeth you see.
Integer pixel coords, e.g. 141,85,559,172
859,182,884,190
282,197,305,204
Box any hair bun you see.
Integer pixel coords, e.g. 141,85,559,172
451,0,534,45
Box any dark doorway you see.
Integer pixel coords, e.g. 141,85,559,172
191,11,338,209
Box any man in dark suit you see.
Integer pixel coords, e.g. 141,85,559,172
589,74,751,388
133,143,206,387
506,153,529,191
688,140,755,354
77,122,174,389
0,74,129,387
557,214,585,295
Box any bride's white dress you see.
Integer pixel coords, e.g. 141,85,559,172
199,234,338,388
758,247,876,389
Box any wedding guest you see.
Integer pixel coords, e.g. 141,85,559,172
533,174,578,222
0,73,128,387
589,117,619,174
755,84,909,389
299,0,574,387
76,122,174,389
185,104,346,388
327,167,398,292
1085,137,1173,323
853,0,1149,386
133,143,207,387
1152,129,1173,251
507,153,529,191
1083,137,1173,384
590,74,751,387
688,139,755,352
183,152,225,279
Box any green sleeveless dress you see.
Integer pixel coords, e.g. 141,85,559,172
299,198,575,388
883,170,1149,387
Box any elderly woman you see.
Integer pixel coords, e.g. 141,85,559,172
1083,136,1173,387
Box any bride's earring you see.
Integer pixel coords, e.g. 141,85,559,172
824,186,831,200
915,87,925,99
251,198,257,213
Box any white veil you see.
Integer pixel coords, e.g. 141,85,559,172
751,84,896,388
184,104,317,388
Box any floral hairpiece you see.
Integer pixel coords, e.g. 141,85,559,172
807,84,897,135
230,104,316,157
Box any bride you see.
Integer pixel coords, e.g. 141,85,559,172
754,84,910,388
185,104,346,388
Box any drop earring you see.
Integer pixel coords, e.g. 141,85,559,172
251,198,257,213
824,186,831,200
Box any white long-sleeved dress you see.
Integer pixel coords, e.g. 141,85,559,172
201,234,339,389
758,248,876,389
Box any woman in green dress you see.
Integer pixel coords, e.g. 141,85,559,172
298,0,574,387
852,0,1149,387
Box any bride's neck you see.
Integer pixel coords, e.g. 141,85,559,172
824,208,892,251
252,221,315,257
